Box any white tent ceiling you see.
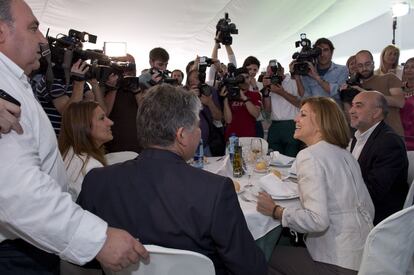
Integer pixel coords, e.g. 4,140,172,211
27,0,414,74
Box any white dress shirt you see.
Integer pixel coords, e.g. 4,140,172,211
349,122,380,160
282,141,374,271
270,74,300,121
0,52,107,265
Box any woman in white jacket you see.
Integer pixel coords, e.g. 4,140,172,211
58,101,114,201
257,96,374,275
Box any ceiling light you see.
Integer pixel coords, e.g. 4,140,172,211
392,1,410,17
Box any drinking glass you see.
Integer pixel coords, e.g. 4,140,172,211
250,138,263,161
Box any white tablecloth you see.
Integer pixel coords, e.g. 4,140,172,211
204,157,301,240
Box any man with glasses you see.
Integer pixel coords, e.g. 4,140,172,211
297,38,348,103
354,50,404,136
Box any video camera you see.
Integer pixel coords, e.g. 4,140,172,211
148,69,178,86
197,56,214,97
220,63,245,101
340,73,362,103
291,33,321,75
258,59,283,85
44,29,137,90
216,13,238,46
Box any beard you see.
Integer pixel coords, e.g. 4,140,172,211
359,70,374,80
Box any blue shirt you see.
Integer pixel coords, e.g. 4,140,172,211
301,62,348,102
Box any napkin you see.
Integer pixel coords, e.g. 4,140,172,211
259,173,299,199
270,151,295,166
214,155,233,178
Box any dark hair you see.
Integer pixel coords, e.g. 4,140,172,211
59,101,108,171
149,47,169,62
136,84,202,149
243,56,260,68
314,38,335,52
172,69,184,79
186,60,195,74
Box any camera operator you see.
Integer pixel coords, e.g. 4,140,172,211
105,54,142,153
185,58,224,156
139,47,170,89
221,67,261,140
31,59,117,136
171,69,184,86
262,61,303,157
297,37,348,103
207,31,237,88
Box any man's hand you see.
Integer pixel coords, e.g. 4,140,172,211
270,84,285,96
71,59,89,81
0,99,23,135
96,227,149,272
306,61,319,80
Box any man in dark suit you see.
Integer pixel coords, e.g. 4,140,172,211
349,91,408,224
78,84,267,275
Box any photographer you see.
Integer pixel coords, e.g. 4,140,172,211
221,67,261,140
31,59,117,136
105,54,142,153
186,58,224,156
262,61,303,157
139,47,170,89
297,38,348,103
207,31,237,88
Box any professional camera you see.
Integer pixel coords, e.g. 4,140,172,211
148,69,178,86
258,59,283,85
291,33,321,75
220,64,245,101
215,13,238,46
45,29,132,86
197,56,214,97
339,73,362,103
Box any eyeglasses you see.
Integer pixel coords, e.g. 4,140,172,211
356,62,373,69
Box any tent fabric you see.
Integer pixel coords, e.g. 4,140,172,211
28,0,414,73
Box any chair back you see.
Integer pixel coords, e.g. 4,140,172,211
105,245,215,275
358,205,414,275
238,137,269,155
407,151,414,187
404,179,414,209
105,151,138,165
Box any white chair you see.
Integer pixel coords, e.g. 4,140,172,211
358,205,414,275
407,151,414,187
104,245,215,275
238,137,269,155
105,151,138,165
404,179,414,208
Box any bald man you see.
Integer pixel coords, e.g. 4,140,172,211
349,91,408,224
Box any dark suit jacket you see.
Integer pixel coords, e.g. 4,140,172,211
351,121,408,224
78,148,266,275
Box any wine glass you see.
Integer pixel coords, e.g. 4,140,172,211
250,138,263,161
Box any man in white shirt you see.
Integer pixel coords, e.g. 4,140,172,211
263,61,303,157
348,91,408,224
0,0,147,273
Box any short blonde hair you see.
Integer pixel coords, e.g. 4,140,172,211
301,97,350,149
379,45,400,73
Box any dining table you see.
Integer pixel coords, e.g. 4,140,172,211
203,155,302,261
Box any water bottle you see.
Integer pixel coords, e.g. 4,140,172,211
228,133,238,161
193,138,204,168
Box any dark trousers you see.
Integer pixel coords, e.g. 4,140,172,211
0,239,59,275
268,246,357,275
267,120,300,157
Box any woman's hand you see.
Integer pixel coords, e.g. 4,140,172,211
256,191,276,217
